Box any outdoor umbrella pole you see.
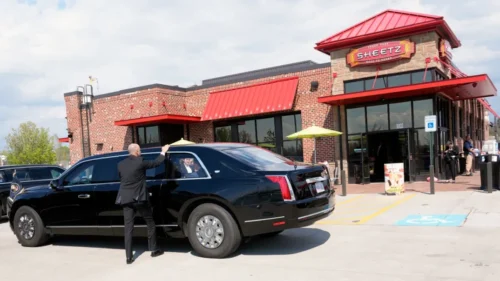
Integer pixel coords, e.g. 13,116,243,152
314,137,317,164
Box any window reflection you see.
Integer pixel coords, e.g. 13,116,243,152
347,107,366,134
238,120,256,144
413,99,433,128
411,71,432,84
345,80,364,93
390,102,412,129
364,77,386,90
367,105,388,131
388,73,411,87
215,126,232,142
256,117,275,144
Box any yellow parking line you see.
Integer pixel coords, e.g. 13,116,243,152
355,193,417,224
336,195,365,206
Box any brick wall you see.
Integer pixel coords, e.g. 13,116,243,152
64,66,339,164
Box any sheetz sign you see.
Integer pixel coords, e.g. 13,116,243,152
346,40,415,67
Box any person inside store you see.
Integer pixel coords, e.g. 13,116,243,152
463,135,474,176
444,141,459,183
116,143,170,265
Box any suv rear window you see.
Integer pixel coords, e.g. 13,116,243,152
222,146,294,169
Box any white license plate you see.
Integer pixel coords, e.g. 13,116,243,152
314,182,325,193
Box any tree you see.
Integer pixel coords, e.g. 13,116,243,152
5,122,57,165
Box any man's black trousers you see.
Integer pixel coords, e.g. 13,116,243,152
123,201,158,259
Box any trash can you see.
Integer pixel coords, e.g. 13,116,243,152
459,156,466,174
485,154,499,189
480,162,492,191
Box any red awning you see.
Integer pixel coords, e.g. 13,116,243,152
478,98,499,118
318,74,496,106
201,77,299,121
115,114,201,126
58,138,70,143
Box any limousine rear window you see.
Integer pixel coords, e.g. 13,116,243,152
222,146,293,168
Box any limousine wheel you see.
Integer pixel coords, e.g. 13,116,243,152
187,203,242,258
13,206,49,247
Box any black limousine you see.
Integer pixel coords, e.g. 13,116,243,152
7,143,335,258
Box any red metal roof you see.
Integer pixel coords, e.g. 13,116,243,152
318,74,496,106
114,114,201,126
315,9,461,53
201,76,299,121
58,137,70,143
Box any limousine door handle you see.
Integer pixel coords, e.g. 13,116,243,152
78,194,91,199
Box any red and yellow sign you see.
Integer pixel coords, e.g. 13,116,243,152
439,39,452,61
346,40,415,67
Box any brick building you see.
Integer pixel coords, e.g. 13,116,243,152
61,9,498,184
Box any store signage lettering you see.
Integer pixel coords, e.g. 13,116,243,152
346,40,415,67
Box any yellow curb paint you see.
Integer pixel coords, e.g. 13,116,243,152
354,193,417,224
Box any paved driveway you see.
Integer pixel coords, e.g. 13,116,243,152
1,191,499,281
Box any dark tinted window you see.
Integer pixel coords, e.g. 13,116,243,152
390,102,412,129
137,125,160,145
223,146,293,169
413,99,433,127
0,170,12,182
364,77,386,90
411,71,432,84
388,73,411,87
256,117,276,152
367,105,388,131
28,168,53,180
91,157,123,183
64,162,95,185
50,168,64,178
215,126,232,142
141,153,166,180
347,107,366,134
281,113,303,161
13,169,30,181
238,120,256,144
344,80,364,93
168,153,208,179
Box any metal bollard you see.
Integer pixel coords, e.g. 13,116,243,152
341,170,347,196
486,162,493,194
429,165,435,195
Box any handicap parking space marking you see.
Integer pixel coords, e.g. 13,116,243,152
395,214,468,227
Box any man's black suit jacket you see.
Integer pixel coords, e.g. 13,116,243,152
116,153,165,205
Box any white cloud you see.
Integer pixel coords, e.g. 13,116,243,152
1,0,500,149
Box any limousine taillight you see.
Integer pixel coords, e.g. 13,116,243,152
265,175,296,202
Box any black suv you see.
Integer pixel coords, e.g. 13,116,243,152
0,165,65,218
8,143,335,258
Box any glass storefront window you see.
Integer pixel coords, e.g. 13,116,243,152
367,105,388,131
411,71,432,84
215,126,232,142
344,80,364,93
256,117,276,145
281,113,303,161
137,125,159,146
413,99,433,128
388,73,411,87
364,77,386,90
347,107,366,134
238,120,256,144
390,102,412,130
138,127,145,144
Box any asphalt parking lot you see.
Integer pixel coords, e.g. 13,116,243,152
1,190,499,281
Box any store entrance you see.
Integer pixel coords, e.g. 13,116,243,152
365,130,413,183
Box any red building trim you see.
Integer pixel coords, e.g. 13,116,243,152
318,74,496,106
478,98,499,118
114,114,201,126
58,137,70,143
315,9,461,53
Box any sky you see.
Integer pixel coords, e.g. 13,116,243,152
1,0,499,149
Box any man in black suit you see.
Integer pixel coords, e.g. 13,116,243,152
116,143,170,264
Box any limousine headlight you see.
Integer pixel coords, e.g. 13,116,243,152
11,183,20,193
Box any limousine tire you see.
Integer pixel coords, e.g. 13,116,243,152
187,203,242,259
13,206,49,247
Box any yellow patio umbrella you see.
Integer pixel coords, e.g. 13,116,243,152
170,138,195,146
286,125,342,163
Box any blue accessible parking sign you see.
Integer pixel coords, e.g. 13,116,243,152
395,214,468,226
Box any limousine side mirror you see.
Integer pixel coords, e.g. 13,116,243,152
49,180,62,190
